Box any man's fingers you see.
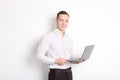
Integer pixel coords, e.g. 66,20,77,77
55,58,68,66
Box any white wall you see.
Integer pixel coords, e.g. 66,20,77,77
0,0,120,80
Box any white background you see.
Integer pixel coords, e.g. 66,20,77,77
0,0,120,80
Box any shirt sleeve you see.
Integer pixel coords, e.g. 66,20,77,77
70,39,74,58
37,35,55,65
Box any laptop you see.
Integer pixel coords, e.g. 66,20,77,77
67,45,95,63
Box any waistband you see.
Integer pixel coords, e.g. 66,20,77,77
50,67,71,72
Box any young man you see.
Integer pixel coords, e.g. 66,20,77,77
37,11,80,80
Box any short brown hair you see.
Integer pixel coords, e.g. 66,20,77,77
56,11,69,19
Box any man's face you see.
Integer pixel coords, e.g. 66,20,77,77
56,14,69,31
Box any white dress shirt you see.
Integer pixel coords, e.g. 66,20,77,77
37,28,73,69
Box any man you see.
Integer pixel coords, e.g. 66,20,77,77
37,11,84,80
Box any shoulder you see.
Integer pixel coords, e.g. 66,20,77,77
42,30,55,41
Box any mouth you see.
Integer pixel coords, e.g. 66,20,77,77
61,25,66,28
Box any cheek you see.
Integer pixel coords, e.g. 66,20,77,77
58,21,63,25
65,22,68,25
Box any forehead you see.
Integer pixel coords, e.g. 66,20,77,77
58,14,69,19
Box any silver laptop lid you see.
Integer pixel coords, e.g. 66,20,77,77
80,45,95,60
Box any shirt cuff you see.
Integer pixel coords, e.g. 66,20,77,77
52,58,55,64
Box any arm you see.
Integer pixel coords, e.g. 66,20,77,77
37,36,55,65
37,35,69,66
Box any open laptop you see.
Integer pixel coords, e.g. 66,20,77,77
67,45,95,63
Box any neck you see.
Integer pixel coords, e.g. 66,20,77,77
57,27,65,37
61,31,65,37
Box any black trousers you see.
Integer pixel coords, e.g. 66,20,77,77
49,67,73,80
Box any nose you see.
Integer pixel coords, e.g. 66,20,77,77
62,21,66,25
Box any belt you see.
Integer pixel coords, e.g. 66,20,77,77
50,67,71,73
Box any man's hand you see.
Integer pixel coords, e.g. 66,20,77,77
55,58,68,66
75,59,86,64
80,59,86,63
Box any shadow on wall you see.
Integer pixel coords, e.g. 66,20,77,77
27,39,48,80
27,16,56,80
48,15,56,32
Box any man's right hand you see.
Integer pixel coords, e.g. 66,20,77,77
55,58,68,66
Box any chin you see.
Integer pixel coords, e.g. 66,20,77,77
61,28,66,31
58,27,66,31
61,27,67,30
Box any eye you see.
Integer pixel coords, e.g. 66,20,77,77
66,20,69,22
59,19,63,22
60,19,63,21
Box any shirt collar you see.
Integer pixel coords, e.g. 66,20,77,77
54,28,66,38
